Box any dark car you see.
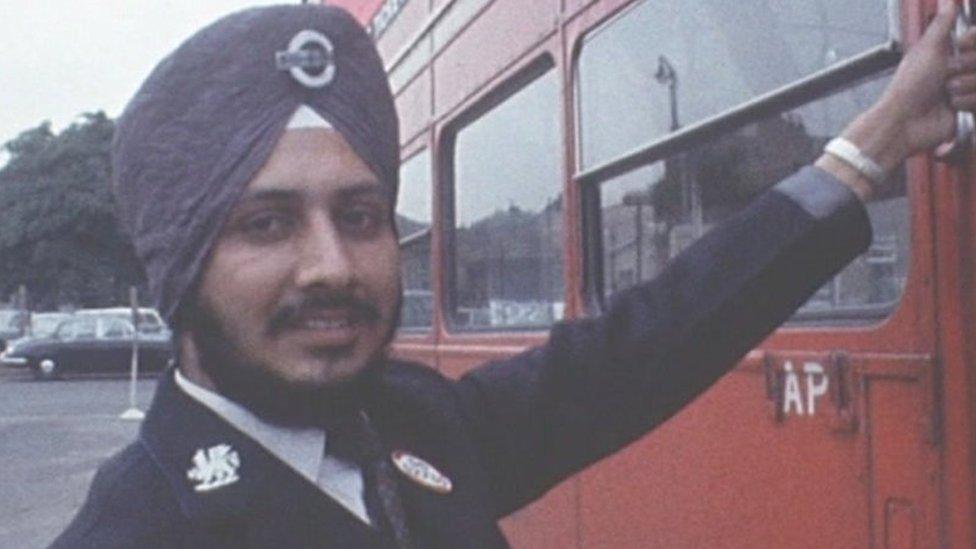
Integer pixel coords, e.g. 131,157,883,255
0,312,75,367
1,315,172,380
0,309,28,352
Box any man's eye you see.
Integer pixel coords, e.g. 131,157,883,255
338,206,384,234
239,212,294,241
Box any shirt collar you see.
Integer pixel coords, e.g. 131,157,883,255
174,368,326,484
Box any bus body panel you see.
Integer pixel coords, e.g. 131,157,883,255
334,0,975,546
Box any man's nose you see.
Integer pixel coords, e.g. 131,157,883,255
294,216,355,290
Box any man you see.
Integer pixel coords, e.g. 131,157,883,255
52,1,976,547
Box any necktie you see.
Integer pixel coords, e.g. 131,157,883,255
327,412,413,549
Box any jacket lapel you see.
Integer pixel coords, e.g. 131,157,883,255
139,369,382,546
369,364,509,548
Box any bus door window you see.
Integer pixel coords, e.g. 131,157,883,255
576,0,894,169
449,63,565,330
576,0,908,323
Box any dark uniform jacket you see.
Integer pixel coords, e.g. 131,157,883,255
51,167,871,548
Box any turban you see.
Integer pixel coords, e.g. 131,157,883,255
112,5,399,322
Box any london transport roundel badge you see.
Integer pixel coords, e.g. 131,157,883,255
274,29,336,89
391,451,453,494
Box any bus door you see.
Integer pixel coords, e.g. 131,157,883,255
569,0,945,546
931,2,976,545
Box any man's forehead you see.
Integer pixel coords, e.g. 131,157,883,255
240,128,388,202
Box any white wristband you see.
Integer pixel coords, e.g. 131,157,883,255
824,137,886,186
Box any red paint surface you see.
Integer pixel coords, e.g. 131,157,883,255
323,0,385,25
369,0,975,546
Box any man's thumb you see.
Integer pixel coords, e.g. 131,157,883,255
926,0,958,42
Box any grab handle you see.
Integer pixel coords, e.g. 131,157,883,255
936,0,976,162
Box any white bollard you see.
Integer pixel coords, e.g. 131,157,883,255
120,287,144,421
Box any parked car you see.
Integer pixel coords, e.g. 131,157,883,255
28,312,74,338
0,312,75,367
1,315,173,380
0,309,28,352
75,307,170,336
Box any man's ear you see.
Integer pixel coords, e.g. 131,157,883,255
175,318,216,390
171,276,204,332
171,295,204,381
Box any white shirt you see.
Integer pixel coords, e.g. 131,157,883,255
174,369,371,524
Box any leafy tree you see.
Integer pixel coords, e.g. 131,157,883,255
0,112,146,311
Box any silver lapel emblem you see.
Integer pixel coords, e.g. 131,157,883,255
275,29,336,89
187,444,241,493
391,450,453,494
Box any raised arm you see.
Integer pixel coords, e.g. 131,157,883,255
456,0,976,517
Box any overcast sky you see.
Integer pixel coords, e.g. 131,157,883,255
0,1,293,153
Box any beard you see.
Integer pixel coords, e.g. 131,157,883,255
183,289,401,427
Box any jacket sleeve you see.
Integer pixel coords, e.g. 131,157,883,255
454,166,873,518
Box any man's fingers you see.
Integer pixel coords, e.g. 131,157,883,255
950,91,976,111
949,76,976,111
949,51,976,74
959,28,976,51
949,73,976,94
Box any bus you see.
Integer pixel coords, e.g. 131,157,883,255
328,0,974,546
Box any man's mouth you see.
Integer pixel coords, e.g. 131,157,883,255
268,296,381,344
291,309,358,331
299,317,352,330
278,309,361,347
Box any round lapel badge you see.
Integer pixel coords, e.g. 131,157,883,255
391,451,453,494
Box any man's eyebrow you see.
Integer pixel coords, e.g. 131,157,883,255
337,182,392,202
236,181,392,206
237,188,300,203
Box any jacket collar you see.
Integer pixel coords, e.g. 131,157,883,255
140,362,503,545
140,368,311,522
173,368,326,485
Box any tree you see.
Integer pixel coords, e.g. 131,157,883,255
0,112,145,310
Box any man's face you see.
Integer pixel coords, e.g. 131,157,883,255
187,129,401,421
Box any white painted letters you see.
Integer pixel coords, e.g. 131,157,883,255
781,361,829,417
783,361,805,415
803,362,829,415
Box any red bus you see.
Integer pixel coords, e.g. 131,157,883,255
329,0,974,546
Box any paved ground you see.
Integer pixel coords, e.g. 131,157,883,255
0,367,156,548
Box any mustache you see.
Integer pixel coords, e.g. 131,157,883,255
266,292,381,336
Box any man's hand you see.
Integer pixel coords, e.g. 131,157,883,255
818,0,976,201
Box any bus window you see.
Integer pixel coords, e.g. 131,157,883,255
576,0,895,170
397,149,434,331
596,76,908,321
577,0,908,323
449,65,565,330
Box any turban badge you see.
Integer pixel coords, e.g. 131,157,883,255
275,29,336,89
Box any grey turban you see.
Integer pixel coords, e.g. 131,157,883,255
112,5,399,322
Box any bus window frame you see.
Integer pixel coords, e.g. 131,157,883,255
397,145,436,336
571,1,906,323
440,54,563,334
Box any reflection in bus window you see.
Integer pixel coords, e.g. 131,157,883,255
397,149,433,330
577,0,892,169
451,68,564,330
597,76,908,321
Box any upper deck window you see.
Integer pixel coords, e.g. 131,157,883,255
577,0,895,169
448,64,565,330
576,0,907,323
